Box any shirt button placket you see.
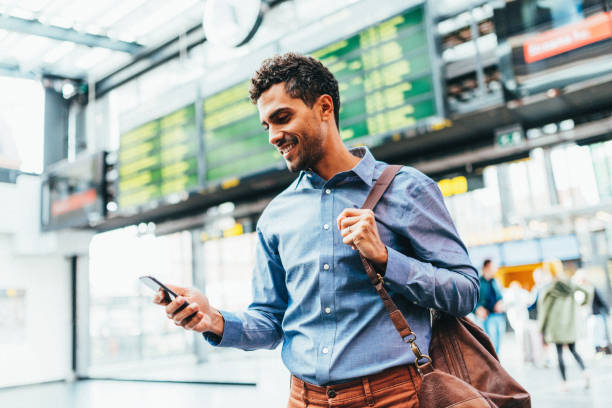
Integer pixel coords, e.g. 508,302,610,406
318,185,334,384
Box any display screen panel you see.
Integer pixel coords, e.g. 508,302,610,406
202,5,437,183
203,81,281,183
41,152,106,230
311,5,436,143
118,104,199,210
493,0,612,88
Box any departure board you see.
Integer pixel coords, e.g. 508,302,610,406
203,81,281,182
118,104,199,210
202,5,435,183
311,5,436,142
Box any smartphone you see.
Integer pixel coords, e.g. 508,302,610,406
139,275,193,317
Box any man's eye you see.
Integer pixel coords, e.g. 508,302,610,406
277,115,289,123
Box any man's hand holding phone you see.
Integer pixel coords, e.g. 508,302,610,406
152,283,225,336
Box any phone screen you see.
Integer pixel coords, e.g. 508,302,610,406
139,275,178,298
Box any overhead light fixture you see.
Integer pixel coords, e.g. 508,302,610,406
62,82,75,99
559,119,575,131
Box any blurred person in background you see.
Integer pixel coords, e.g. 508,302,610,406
574,270,612,356
591,286,612,355
525,267,553,367
504,281,531,362
538,259,590,391
474,259,506,353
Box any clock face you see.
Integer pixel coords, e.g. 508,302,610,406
203,0,264,48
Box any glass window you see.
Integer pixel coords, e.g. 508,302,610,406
88,227,194,371
444,166,503,246
197,232,261,362
550,143,600,208
589,140,612,200
499,0,605,35
0,76,44,173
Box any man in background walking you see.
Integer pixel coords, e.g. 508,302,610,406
475,259,506,353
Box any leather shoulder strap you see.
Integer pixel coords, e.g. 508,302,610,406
359,163,432,370
361,164,403,210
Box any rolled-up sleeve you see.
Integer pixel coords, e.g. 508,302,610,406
383,179,479,316
203,225,287,349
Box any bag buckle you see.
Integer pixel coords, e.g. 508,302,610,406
403,333,432,373
376,273,384,284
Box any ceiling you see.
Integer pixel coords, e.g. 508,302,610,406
0,0,204,81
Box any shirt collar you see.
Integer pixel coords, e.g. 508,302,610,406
294,146,376,189
348,146,375,187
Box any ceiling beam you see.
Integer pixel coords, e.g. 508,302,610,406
94,0,293,98
0,14,144,53
0,59,84,82
94,23,205,98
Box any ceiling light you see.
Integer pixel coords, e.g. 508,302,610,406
542,123,558,134
62,82,75,99
559,119,575,131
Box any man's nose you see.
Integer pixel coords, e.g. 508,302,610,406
268,127,283,146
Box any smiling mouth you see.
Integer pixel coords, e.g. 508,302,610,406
279,142,297,158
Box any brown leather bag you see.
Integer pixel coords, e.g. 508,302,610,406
360,164,531,408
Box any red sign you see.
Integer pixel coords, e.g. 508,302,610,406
523,11,612,64
51,188,98,216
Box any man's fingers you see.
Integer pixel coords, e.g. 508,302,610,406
184,312,204,330
339,216,361,231
154,289,172,305
337,209,375,230
337,208,363,229
165,296,186,315
338,208,365,219
341,220,366,238
173,303,200,323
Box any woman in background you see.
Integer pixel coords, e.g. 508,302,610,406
504,281,531,362
538,259,590,391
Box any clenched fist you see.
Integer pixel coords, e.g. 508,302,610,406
337,208,388,268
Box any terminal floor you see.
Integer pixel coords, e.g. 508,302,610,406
2,335,612,408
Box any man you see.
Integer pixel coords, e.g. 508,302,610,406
153,52,479,407
474,259,505,353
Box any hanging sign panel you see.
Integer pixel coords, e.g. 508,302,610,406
118,104,199,210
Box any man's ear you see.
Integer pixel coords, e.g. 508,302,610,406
318,94,334,122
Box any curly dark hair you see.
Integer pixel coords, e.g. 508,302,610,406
249,52,340,129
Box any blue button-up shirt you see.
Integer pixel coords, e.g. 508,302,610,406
204,147,479,385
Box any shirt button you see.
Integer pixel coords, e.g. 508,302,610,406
323,224,329,230
322,347,329,354
323,263,330,270
325,307,331,314
325,189,331,195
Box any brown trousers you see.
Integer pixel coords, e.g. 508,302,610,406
287,364,421,408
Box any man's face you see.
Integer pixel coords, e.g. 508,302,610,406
257,83,327,173
484,263,497,279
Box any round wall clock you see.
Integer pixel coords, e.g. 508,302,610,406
203,0,264,47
